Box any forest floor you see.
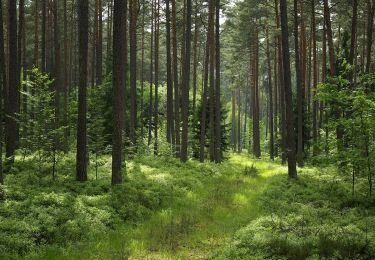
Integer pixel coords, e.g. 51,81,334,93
1,153,374,259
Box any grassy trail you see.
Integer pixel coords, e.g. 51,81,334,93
55,154,286,259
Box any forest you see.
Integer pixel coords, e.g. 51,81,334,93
0,0,374,258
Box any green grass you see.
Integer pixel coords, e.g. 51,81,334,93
26,153,286,259
1,153,374,259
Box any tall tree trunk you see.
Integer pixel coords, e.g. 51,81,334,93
214,0,221,162
366,0,375,72
192,1,199,121
42,0,46,71
322,22,329,155
293,0,304,166
208,0,215,160
252,33,261,158
34,0,39,67
280,0,297,178
275,0,286,163
311,0,318,156
237,89,241,153
349,0,358,66
154,0,160,155
63,0,69,152
5,0,18,165
199,39,210,161
18,0,25,143
231,90,237,151
273,40,278,157
172,0,180,156
107,0,113,74
323,0,335,76
112,0,126,185
96,0,103,85
140,0,145,139
148,0,154,147
129,0,138,146
180,0,192,162
266,26,274,160
53,0,61,132
166,0,174,145
0,0,5,182
76,0,89,182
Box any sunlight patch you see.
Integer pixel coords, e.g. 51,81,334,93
233,193,248,206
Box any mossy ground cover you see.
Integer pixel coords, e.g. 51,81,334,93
0,153,374,259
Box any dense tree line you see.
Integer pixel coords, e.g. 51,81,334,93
0,0,373,195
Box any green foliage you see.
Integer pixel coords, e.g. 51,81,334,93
317,65,375,195
243,164,258,176
19,68,65,174
191,97,231,159
214,169,375,260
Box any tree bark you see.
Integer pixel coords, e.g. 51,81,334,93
96,0,103,85
154,0,160,155
172,0,180,156
129,0,138,146
214,0,221,162
180,0,192,162
41,0,46,71
76,0,89,182
293,0,304,166
323,0,335,76
0,0,5,182
208,0,215,160
366,0,375,72
148,0,154,147
266,26,274,160
112,0,126,185
311,0,318,156
280,0,297,178
166,0,174,145
34,0,39,67
5,0,18,164
349,0,358,66
199,39,210,161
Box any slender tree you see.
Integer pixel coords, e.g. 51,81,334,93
76,0,89,181
349,0,358,66
34,0,39,67
41,0,46,71
63,0,69,152
251,30,261,158
293,0,304,166
209,0,215,160
172,0,180,156
323,0,335,76
366,0,375,72
96,0,103,85
148,0,154,147
280,0,297,178
129,0,138,146
311,0,318,156
154,0,160,155
5,0,18,165
214,0,221,162
266,26,274,160
112,0,126,185
166,0,174,145
0,0,5,183
199,39,210,162
180,0,192,162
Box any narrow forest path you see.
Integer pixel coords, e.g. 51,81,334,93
127,155,286,259
36,154,287,259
